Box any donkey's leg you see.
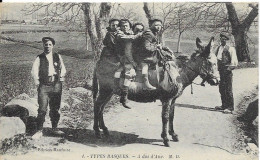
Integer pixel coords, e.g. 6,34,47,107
99,90,113,136
168,99,179,142
93,88,112,139
160,99,171,147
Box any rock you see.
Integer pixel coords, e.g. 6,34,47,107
69,87,92,100
238,99,258,124
4,99,38,117
0,117,26,140
1,94,39,135
1,105,29,123
64,96,83,108
15,93,31,101
14,93,38,107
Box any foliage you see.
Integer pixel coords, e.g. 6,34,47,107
0,64,34,107
0,134,33,155
61,91,94,129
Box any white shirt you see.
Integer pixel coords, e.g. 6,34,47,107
31,52,66,85
216,45,238,66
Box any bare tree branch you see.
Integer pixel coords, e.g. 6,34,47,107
242,3,258,30
143,2,152,23
22,3,53,15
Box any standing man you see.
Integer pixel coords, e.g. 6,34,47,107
31,37,66,138
215,33,238,114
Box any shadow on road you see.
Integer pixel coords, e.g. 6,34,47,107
175,103,222,112
43,128,162,147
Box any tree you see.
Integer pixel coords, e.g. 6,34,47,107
225,2,258,62
143,2,258,60
24,3,112,60
168,3,211,53
81,3,112,60
142,3,216,53
197,2,258,62
143,3,176,43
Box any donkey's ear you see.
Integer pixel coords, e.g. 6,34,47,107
196,37,203,50
202,37,215,58
208,37,214,46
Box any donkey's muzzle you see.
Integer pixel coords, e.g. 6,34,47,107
208,78,219,86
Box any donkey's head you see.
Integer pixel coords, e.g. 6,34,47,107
193,37,220,86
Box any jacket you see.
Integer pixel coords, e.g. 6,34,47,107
133,29,159,64
102,29,118,57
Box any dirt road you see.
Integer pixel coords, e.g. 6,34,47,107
3,68,258,160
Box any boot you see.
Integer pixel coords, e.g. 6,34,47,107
120,86,132,109
36,112,46,131
143,74,156,90
32,112,45,139
49,113,64,136
51,128,65,136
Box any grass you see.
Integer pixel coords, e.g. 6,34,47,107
0,64,35,107
0,24,68,32
0,43,94,106
2,31,89,53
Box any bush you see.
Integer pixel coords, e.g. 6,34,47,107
0,134,32,155
0,64,35,106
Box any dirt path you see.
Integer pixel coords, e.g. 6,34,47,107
3,68,258,160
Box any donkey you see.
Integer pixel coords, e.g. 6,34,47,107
92,37,219,147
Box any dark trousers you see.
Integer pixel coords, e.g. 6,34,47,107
37,82,62,130
219,69,234,110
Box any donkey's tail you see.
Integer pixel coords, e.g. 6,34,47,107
92,67,98,100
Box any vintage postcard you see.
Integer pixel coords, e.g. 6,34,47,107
0,1,258,160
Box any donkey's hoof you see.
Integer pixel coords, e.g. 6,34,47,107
95,132,102,139
163,140,170,147
103,129,110,137
171,133,179,142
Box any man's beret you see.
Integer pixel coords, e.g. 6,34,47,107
149,19,163,26
119,19,132,28
132,22,144,30
109,18,120,25
220,33,229,40
42,37,55,45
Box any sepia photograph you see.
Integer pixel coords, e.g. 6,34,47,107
0,1,258,160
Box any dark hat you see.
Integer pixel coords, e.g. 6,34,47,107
119,19,132,28
132,22,144,30
108,18,120,25
149,18,163,26
220,33,229,40
42,37,55,45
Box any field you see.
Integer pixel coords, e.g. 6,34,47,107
2,24,258,62
0,24,258,106
0,43,93,106
0,24,68,32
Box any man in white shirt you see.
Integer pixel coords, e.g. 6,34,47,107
215,33,238,114
31,37,66,138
